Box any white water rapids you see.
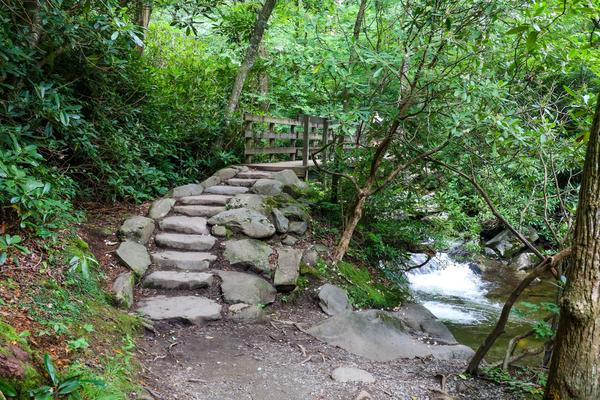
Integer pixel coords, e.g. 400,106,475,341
405,253,501,325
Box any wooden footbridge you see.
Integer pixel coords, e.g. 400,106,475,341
242,113,347,178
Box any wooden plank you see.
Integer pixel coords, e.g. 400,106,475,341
243,113,301,126
245,132,298,140
245,146,298,155
302,115,310,169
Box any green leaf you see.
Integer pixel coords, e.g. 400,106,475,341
526,31,539,51
44,354,58,386
505,25,528,35
111,31,119,41
0,380,17,397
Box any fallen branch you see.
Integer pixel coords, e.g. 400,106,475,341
500,314,553,370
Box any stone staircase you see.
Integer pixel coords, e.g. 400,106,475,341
112,166,310,325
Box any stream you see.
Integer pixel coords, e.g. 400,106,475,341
404,252,557,364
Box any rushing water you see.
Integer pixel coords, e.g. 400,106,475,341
404,252,556,364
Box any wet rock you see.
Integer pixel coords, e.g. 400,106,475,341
118,216,155,244
251,179,284,196
272,209,289,233
170,183,204,197
228,303,265,323
331,367,375,383
485,228,538,258
318,284,351,316
112,272,135,308
274,247,302,291
208,208,275,239
307,310,474,361
116,241,151,276
137,295,222,324
148,198,176,219
223,239,273,277
216,270,276,305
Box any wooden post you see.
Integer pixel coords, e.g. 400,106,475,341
244,120,254,163
268,122,275,162
302,114,310,180
290,124,297,161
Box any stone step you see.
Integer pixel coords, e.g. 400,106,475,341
203,185,250,196
215,270,276,305
226,178,257,187
237,171,273,179
155,232,216,251
137,295,222,324
159,216,209,234
174,205,225,217
151,251,216,271
143,271,214,290
178,194,232,206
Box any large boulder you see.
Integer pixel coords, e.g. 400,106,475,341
208,208,275,239
251,179,284,196
318,284,351,316
391,303,457,344
307,310,474,362
148,198,176,220
272,169,308,194
214,167,237,181
216,270,276,305
485,228,538,258
116,241,151,276
223,239,273,277
118,216,155,244
200,175,220,189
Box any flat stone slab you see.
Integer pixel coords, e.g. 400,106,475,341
149,198,176,219
331,367,375,383
116,241,151,276
174,205,225,217
170,184,204,197
208,208,275,239
159,216,209,234
178,195,232,206
307,310,474,362
228,194,267,213
143,271,214,290
237,171,272,179
137,295,222,324
155,233,216,251
223,239,273,277
227,178,257,187
204,185,250,196
118,216,155,244
112,272,135,308
151,251,216,271
215,270,276,305
274,247,302,291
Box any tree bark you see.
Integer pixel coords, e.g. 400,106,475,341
225,0,277,118
333,192,367,263
544,94,600,400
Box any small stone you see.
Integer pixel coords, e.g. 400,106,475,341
228,303,265,323
170,184,204,197
159,216,209,235
251,179,284,196
201,175,221,188
282,235,299,246
116,241,151,276
331,367,375,383
274,247,302,292
216,270,277,305
223,239,273,277
272,209,289,234
214,168,238,181
112,272,134,308
288,221,308,235
155,233,216,251
118,216,155,244
137,295,222,324
148,198,176,219
318,284,351,316
143,271,213,290
212,225,228,236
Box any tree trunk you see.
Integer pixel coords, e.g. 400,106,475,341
258,46,270,112
333,192,367,263
544,94,600,399
225,0,277,118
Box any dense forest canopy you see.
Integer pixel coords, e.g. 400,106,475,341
1,0,600,398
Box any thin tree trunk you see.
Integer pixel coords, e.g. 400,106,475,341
225,0,277,119
544,94,600,400
333,193,367,263
258,46,270,112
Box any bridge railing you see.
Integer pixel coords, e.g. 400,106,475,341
242,113,338,167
